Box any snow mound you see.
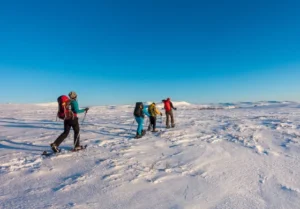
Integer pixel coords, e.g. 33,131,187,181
34,102,57,107
144,101,191,106
171,101,191,106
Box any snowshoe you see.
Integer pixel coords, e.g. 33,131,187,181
50,143,60,153
42,145,87,157
71,144,87,152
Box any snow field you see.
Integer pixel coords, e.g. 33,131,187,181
1,102,300,208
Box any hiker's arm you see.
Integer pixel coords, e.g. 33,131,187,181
171,102,177,110
143,108,151,117
155,108,161,115
71,101,85,113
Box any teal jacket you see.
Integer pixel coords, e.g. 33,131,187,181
70,99,85,114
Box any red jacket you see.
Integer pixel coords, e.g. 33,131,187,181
163,98,175,112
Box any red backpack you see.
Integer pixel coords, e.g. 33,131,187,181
163,100,171,112
57,95,74,120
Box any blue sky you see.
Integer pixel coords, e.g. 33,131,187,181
0,0,299,106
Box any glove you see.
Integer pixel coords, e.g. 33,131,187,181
160,113,163,116
174,108,177,110
85,107,89,112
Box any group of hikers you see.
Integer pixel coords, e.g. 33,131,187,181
50,91,177,153
133,98,177,139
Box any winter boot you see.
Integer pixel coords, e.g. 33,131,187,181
134,134,142,139
142,130,146,136
152,129,158,132
171,124,175,128
50,143,60,153
73,145,84,151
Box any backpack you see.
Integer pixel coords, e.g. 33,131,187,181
133,102,144,117
148,104,155,116
163,100,171,112
57,95,74,120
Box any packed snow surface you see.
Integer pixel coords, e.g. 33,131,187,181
1,101,300,209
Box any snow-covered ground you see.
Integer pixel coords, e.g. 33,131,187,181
1,101,300,209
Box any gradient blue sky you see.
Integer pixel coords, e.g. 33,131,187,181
0,0,299,106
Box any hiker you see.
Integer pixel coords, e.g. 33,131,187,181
133,102,150,138
162,98,177,128
50,91,89,152
147,102,163,132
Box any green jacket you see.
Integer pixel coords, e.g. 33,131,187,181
70,99,85,114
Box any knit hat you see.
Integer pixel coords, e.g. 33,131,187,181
68,91,77,99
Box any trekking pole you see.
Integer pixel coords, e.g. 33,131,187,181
160,116,164,134
73,111,87,150
81,112,87,125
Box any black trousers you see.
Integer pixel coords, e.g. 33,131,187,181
148,116,157,130
54,117,80,147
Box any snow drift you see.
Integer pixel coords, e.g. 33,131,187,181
1,101,300,208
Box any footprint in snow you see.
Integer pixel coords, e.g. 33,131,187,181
53,173,86,192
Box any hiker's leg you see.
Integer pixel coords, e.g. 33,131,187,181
136,117,143,135
166,111,170,127
152,116,157,130
72,118,80,147
170,110,175,127
54,120,71,146
148,117,152,131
